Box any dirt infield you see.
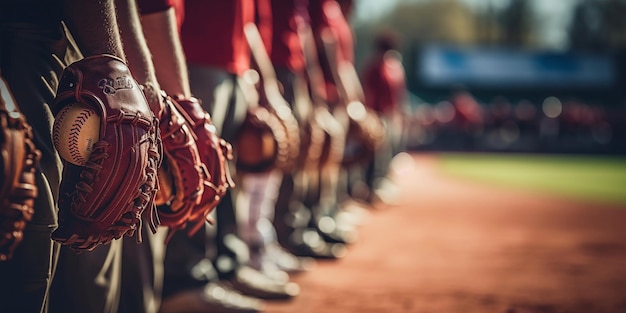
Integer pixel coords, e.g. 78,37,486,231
265,153,626,313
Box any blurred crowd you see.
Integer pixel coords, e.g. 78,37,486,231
405,90,626,155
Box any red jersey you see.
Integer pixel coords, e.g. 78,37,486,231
362,53,407,115
180,0,255,75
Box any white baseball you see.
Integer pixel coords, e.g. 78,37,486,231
53,102,101,166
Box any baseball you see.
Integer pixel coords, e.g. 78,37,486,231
53,102,101,166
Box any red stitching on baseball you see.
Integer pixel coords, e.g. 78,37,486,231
67,109,93,165
53,106,72,152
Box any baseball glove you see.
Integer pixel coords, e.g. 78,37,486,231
0,76,41,261
50,54,162,251
153,94,206,233
259,94,301,173
171,96,234,236
308,106,344,168
235,106,290,173
342,101,384,166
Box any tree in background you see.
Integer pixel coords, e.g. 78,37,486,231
568,0,626,52
569,0,610,52
500,0,536,47
353,0,478,69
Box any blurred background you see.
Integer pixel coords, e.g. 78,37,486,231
349,0,626,155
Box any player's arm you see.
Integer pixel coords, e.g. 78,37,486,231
62,0,125,58
114,0,164,117
140,6,191,98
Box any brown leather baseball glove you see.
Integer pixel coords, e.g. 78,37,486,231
171,96,234,236
309,106,345,168
50,55,162,251
153,94,206,233
0,76,41,261
342,101,385,166
235,106,290,173
259,93,301,173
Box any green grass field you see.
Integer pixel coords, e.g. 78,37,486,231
438,153,626,206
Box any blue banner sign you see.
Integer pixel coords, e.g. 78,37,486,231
418,46,616,89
